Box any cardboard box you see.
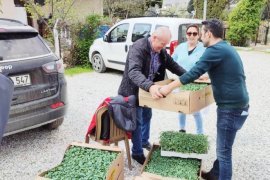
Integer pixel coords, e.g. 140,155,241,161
139,79,214,114
36,142,124,180
205,85,214,106
141,144,202,180
135,172,184,180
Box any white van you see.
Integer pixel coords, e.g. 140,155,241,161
89,17,202,73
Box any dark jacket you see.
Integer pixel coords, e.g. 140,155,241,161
0,74,14,142
118,37,186,100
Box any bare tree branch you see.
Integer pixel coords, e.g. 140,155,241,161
62,0,76,21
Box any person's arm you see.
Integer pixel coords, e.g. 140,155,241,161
179,47,222,84
160,47,221,96
159,78,183,96
197,73,209,81
194,45,208,81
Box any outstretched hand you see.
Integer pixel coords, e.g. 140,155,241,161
159,85,172,97
158,79,182,96
149,84,164,100
198,74,209,81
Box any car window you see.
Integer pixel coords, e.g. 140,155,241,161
0,33,50,61
178,24,202,43
109,23,129,43
132,23,151,42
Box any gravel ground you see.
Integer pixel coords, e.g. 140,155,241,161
0,50,270,180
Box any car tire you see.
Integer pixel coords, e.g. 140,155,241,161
92,53,106,73
45,117,64,130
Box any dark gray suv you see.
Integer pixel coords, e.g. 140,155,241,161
0,18,67,136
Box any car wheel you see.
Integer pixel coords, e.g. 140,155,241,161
45,117,64,130
92,53,106,73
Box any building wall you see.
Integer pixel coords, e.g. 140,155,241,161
0,0,27,24
162,0,189,9
73,0,103,21
0,0,103,25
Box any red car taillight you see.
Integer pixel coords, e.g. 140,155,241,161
42,60,64,73
170,40,178,56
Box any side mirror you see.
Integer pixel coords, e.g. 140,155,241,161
103,35,109,42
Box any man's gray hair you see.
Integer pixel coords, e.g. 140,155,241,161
152,26,171,39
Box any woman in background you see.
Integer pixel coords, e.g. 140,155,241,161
172,24,206,134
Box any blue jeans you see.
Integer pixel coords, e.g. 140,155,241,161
131,106,152,155
179,111,203,134
210,105,249,180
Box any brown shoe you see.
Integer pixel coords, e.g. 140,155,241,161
201,171,218,180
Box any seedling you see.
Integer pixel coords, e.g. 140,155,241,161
145,148,200,180
180,83,208,91
44,146,118,179
160,131,208,154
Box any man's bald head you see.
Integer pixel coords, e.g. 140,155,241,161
150,26,171,53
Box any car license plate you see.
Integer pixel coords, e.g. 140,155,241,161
10,74,31,87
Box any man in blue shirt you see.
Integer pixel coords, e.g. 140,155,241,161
160,19,249,180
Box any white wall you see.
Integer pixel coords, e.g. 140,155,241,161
162,0,190,9
0,0,27,24
73,0,103,21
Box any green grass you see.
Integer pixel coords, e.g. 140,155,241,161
64,66,93,76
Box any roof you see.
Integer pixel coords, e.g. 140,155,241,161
119,17,202,24
0,18,37,33
0,18,25,26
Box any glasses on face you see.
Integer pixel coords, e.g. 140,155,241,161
186,32,198,36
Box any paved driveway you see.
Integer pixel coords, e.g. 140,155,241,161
0,50,270,179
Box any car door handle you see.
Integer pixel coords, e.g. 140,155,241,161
125,45,128,52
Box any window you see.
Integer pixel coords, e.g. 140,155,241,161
0,33,50,61
34,0,45,6
109,24,129,43
14,0,24,7
15,0,45,6
132,24,151,42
